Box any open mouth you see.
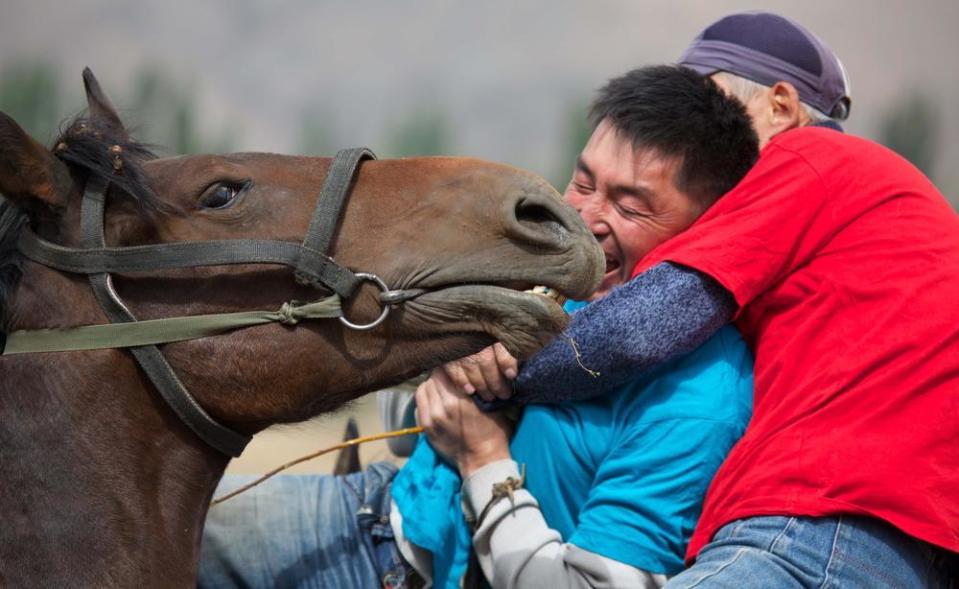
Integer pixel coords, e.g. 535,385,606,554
380,236,603,358
384,280,572,310
395,280,577,358
604,255,621,279
476,281,571,310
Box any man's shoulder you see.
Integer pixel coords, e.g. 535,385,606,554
772,125,853,149
767,126,942,204
610,326,753,429
769,126,903,171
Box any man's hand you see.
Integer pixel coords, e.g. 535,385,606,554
416,368,514,477
442,343,519,402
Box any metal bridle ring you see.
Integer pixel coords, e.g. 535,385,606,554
339,272,391,331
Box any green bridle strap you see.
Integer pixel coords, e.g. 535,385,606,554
1,295,342,355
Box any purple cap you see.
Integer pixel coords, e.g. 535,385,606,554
680,12,851,120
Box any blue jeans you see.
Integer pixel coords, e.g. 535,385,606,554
198,462,417,589
666,516,957,588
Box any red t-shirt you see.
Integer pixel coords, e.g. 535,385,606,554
634,126,959,562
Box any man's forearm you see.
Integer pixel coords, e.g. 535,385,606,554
465,460,665,589
513,262,735,403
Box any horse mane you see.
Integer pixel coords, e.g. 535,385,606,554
53,115,164,213
0,199,27,330
0,115,167,328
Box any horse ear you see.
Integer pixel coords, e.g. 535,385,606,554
82,67,129,140
0,112,73,214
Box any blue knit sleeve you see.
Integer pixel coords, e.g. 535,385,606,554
511,262,736,404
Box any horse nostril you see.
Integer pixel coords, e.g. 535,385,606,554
517,201,563,228
509,195,574,247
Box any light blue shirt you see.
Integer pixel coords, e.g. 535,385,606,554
392,307,753,587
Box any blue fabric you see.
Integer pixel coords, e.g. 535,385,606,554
391,436,474,589
198,462,416,589
519,325,752,573
665,515,958,588
392,301,753,585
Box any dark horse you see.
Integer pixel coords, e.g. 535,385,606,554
0,70,603,586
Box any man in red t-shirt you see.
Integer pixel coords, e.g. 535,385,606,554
447,12,958,587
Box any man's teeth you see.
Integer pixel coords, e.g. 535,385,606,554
528,285,567,306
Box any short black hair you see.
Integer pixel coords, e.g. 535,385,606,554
589,65,758,203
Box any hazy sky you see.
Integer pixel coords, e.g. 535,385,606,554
2,0,957,197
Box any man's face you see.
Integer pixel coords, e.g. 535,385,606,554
565,119,705,300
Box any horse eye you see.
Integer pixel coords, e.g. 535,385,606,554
200,182,244,209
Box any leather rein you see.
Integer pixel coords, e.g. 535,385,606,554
0,147,406,457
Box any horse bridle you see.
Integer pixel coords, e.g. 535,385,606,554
1,147,402,457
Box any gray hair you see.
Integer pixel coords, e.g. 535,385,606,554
712,71,832,124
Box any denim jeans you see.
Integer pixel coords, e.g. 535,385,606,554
198,462,418,589
666,515,957,588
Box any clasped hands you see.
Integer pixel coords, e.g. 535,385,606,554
415,343,519,477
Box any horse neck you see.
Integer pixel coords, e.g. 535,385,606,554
0,273,231,586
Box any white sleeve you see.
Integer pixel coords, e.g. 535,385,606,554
464,460,667,589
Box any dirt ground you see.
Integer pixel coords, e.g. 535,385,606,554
226,394,405,475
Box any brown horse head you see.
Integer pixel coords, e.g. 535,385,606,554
0,69,601,586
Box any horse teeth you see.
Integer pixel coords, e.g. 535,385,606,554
527,285,566,306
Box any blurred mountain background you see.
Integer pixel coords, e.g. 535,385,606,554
1,0,956,201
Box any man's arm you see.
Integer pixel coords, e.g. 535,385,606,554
511,262,735,403
465,408,750,588
464,459,666,589
417,372,667,588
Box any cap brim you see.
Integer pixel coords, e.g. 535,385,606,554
680,62,720,76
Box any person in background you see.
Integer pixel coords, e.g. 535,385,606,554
448,12,959,588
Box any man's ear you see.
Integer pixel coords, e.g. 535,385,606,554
82,67,129,141
0,111,74,214
766,82,805,133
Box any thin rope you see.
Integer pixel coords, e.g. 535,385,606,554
210,426,425,506
563,334,600,378
212,335,595,505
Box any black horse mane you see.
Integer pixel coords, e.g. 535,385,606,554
53,115,163,212
0,115,165,327
0,199,27,329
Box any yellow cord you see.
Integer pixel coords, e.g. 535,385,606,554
213,337,597,506
210,426,425,506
